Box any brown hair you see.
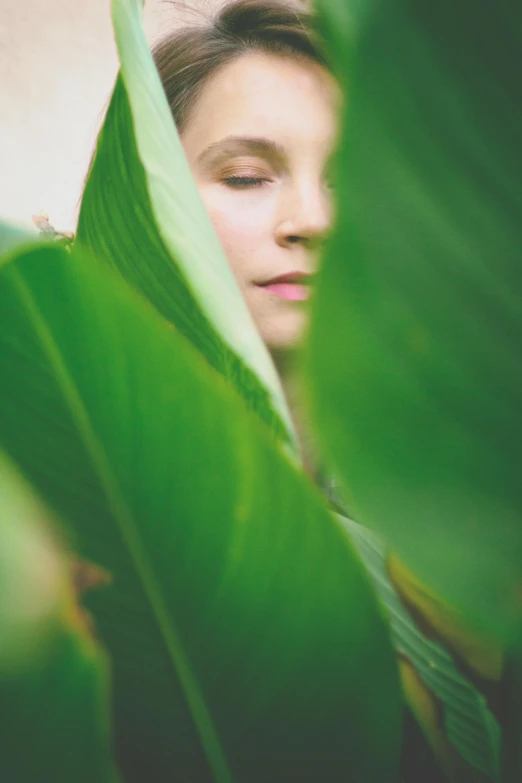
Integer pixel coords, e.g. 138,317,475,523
152,0,329,134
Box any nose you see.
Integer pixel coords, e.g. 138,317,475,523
275,179,333,251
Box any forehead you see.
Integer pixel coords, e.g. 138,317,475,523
182,51,339,157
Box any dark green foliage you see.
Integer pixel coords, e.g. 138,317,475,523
3,0,522,779
0,454,117,783
0,244,401,781
310,0,522,642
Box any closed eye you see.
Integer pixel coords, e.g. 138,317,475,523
222,176,269,189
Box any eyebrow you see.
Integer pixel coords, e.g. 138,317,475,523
195,135,287,169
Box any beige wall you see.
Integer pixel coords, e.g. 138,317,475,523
0,0,211,233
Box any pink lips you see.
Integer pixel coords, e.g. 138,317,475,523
259,272,312,301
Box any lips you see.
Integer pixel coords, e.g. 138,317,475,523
258,271,313,302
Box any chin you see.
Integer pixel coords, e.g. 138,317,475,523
261,313,308,361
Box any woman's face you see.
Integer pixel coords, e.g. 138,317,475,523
181,51,339,358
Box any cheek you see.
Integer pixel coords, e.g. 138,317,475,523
198,188,274,288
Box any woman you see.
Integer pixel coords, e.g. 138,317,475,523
152,0,338,472
78,1,500,779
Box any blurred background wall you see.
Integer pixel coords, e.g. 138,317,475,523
0,0,217,233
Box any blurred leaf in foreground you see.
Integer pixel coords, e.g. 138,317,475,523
310,0,522,643
0,453,118,783
0,241,401,782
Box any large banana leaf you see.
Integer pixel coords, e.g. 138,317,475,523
343,515,500,781
309,0,522,643
0,242,401,782
0,453,118,783
75,0,296,450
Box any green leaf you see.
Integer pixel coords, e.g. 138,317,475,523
342,516,500,780
499,647,522,783
0,242,401,782
0,452,118,783
0,219,37,256
309,0,522,642
76,0,296,451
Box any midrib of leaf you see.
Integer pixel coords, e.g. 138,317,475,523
10,267,234,783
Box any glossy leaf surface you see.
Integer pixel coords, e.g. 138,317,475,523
309,0,522,641
0,243,401,782
76,0,295,449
